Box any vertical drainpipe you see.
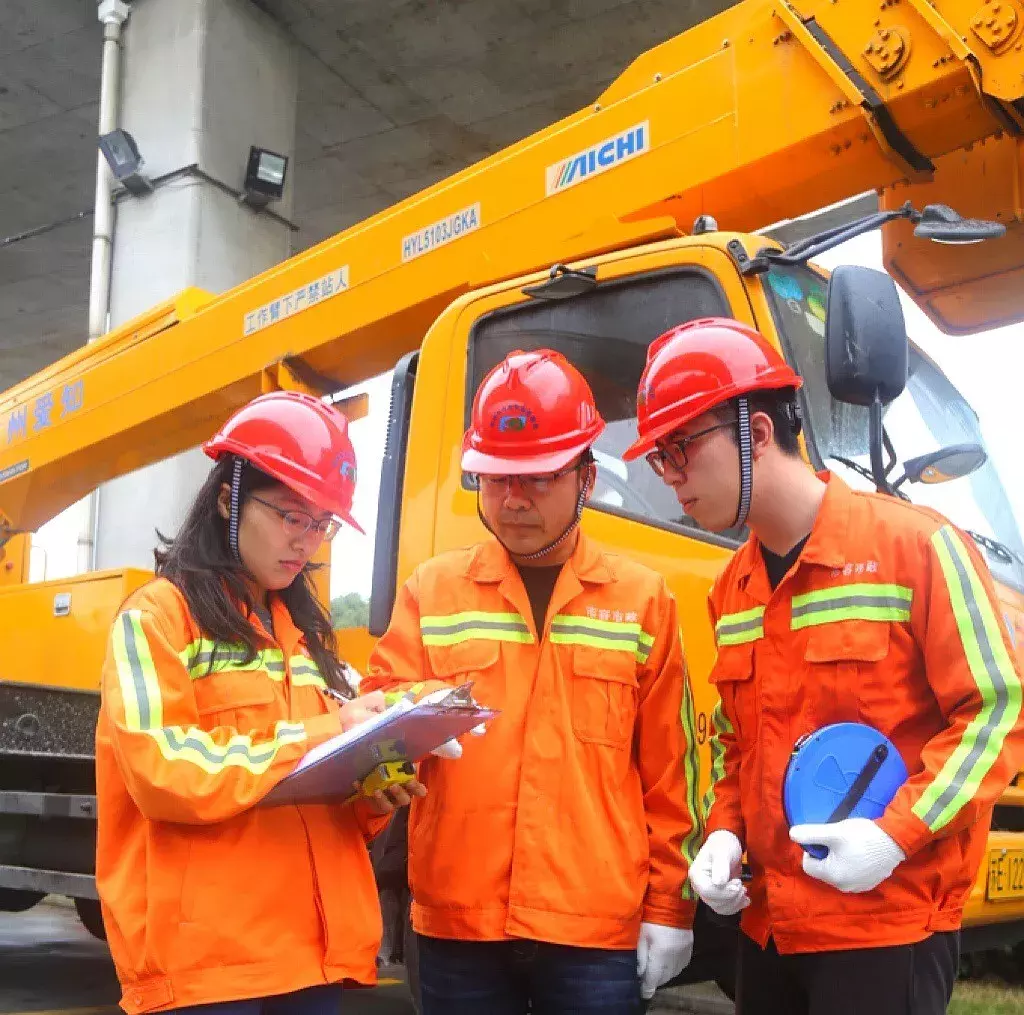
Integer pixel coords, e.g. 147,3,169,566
78,0,131,574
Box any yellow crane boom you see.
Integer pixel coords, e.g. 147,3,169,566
2,0,1023,537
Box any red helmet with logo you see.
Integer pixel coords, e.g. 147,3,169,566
203,390,363,533
461,349,605,475
622,317,802,461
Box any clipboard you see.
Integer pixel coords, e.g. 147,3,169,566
259,684,498,807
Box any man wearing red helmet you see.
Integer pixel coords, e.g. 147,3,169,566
362,350,703,1013
95,392,423,1014
625,318,1024,1014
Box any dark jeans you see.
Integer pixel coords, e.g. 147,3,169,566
416,935,643,1015
170,983,344,1014
736,931,959,1015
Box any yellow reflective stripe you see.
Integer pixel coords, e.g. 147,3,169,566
715,607,764,646
114,612,164,729
702,701,734,818
553,614,644,636
178,637,217,669
420,611,531,646
791,583,913,629
637,631,655,664
289,656,327,689
146,722,307,775
912,527,1023,832
112,612,144,730
114,610,308,775
178,639,286,680
550,614,654,661
679,669,704,899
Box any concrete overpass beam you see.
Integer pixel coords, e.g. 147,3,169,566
94,0,298,572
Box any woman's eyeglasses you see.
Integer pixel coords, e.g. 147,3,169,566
250,496,341,542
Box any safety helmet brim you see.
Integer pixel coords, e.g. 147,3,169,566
461,438,595,477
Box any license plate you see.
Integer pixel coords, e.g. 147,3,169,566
986,848,1024,901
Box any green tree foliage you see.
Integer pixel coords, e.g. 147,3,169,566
331,592,369,629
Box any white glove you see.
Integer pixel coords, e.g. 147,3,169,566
419,688,487,759
790,818,906,894
636,922,693,1000
688,829,749,916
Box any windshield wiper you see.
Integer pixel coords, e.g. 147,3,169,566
966,530,1024,568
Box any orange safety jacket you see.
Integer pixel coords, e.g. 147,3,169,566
95,578,387,1014
704,473,1024,953
361,533,702,949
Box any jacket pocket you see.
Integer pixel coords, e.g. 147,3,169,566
803,621,891,725
708,643,755,743
192,671,277,728
803,620,890,664
571,646,638,749
424,639,500,678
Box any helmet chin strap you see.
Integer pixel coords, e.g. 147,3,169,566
476,462,593,564
733,396,753,530
229,457,245,565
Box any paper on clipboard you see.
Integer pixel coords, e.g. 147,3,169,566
259,684,498,807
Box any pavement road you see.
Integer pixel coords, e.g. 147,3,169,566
0,899,731,1015
0,899,418,1015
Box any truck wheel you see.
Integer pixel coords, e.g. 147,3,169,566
0,888,44,912
75,897,107,940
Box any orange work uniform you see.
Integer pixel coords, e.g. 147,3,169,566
704,473,1024,953
96,578,387,1014
361,533,703,948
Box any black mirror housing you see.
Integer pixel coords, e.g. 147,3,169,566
825,265,908,407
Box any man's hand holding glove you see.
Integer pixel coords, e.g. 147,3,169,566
790,818,905,893
637,923,693,1000
687,830,749,916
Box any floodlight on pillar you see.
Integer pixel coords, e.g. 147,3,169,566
240,146,289,208
98,129,153,195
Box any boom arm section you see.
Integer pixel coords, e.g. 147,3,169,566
2,0,1022,537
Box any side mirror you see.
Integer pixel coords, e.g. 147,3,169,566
825,266,909,495
897,443,987,488
825,265,908,407
913,204,1006,246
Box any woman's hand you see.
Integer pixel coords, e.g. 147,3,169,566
353,778,427,815
338,690,387,732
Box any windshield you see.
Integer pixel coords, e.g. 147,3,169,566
764,263,1024,593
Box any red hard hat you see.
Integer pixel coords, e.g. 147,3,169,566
622,317,802,461
461,349,605,475
203,390,364,533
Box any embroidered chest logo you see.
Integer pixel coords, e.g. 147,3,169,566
830,560,879,579
586,606,639,624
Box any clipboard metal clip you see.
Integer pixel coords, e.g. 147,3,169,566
442,681,478,708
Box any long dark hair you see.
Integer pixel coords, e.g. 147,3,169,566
154,455,353,696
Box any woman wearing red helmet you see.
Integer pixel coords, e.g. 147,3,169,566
95,391,423,1015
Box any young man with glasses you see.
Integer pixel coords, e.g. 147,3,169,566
624,318,1024,1015
361,348,703,1014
